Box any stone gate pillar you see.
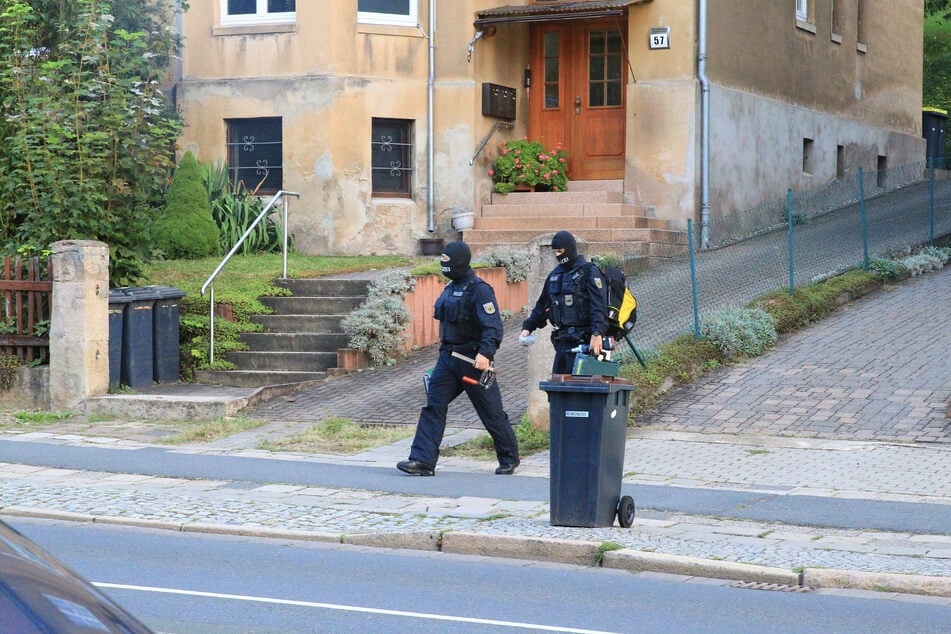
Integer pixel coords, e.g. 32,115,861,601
525,234,555,430
49,240,109,410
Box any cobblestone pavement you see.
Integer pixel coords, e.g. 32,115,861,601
248,265,950,444
639,267,951,443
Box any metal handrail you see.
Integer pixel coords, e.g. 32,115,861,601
201,190,300,363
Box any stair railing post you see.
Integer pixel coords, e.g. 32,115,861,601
208,285,215,365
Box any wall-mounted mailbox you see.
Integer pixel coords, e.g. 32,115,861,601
482,83,516,121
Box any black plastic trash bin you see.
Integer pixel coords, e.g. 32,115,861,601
540,375,637,528
151,286,186,383
107,289,132,390
119,287,156,388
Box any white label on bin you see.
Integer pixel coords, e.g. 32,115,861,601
610,409,617,419
565,411,589,418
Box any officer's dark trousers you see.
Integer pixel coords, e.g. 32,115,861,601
410,349,519,466
552,340,584,375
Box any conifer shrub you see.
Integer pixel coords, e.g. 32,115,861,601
699,307,777,359
153,153,220,259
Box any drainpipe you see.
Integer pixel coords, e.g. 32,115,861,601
698,0,711,248
427,0,436,232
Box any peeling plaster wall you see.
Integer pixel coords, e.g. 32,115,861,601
708,85,926,216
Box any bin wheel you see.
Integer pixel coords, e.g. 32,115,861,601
617,496,636,528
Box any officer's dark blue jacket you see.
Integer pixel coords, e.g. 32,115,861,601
521,256,609,338
434,271,503,360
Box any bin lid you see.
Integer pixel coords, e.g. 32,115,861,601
107,288,133,304
539,374,635,394
150,285,187,300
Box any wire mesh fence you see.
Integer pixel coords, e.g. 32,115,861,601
623,161,951,353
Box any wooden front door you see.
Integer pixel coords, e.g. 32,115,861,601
529,19,628,181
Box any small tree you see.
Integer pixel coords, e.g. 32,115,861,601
0,0,185,284
153,152,220,259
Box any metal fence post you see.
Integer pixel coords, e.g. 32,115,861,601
786,189,794,296
929,157,936,246
858,166,869,270
687,218,700,338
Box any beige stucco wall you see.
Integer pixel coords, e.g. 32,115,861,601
624,0,700,230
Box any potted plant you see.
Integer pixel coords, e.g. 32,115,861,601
489,138,568,194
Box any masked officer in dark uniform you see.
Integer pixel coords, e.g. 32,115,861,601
398,241,520,476
519,230,609,374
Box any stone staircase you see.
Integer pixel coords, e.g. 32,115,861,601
463,180,687,265
195,278,369,388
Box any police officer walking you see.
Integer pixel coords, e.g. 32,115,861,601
519,230,609,374
397,241,520,476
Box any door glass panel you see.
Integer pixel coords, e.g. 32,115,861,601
588,29,623,107
543,32,560,109
589,56,604,81
589,83,604,107
589,31,604,55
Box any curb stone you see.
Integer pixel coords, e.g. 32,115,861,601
802,568,951,598
4,507,951,598
601,549,800,586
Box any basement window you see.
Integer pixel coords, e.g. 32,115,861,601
372,118,415,197
802,138,814,175
226,117,283,195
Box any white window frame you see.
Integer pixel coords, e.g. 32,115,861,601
796,0,808,21
358,0,418,28
220,0,296,27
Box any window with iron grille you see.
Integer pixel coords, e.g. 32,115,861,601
221,0,296,26
226,117,283,194
358,0,417,27
371,118,414,197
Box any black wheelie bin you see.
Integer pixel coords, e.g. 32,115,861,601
540,374,637,528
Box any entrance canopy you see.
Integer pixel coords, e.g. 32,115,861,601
474,0,651,27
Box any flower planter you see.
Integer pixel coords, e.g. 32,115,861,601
451,210,474,230
402,267,528,350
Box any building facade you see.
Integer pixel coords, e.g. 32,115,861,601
175,0,924,255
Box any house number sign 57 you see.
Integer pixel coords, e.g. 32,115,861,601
649,27,670,49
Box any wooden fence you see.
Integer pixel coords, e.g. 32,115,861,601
0,255,52,363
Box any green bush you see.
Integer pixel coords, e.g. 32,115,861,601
477,246,534,283
202,159,283,254
869,257,907,280
341,295,410,366
152,153,220,259
700,307,777,359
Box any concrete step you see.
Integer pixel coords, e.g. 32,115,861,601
463,227,677,244
195,369,327,388
225,350,338,372
239,332,349,351
260,295,365,314
469,240,652,259
566,179,624,192
271,278,370,296
489,190,624,205
473,215,667,231
251,314,346,332
479,202,652,218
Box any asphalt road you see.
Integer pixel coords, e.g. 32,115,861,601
14,518,951,634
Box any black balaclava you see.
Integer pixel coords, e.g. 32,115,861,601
441,241,472,280
551,230,578,268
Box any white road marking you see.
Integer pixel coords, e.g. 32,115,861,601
94,582,619,633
